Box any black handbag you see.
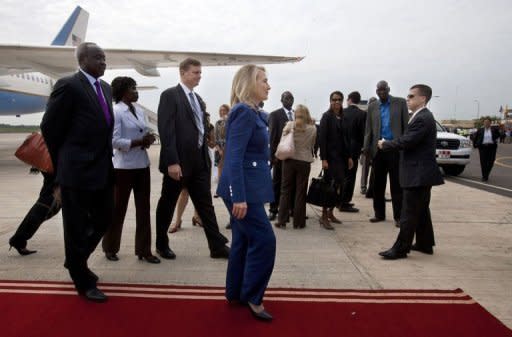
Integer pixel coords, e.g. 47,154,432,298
306,170,337,208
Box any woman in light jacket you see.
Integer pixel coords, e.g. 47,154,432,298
102,76,160,264
216,64,275,321
274,104,316,229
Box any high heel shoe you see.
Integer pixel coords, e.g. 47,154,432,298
319,217,334,230
138,254,161,264
169,220,182,233
9,245,37,256
327,210,342,224
192,215,203,227
248,302,273,322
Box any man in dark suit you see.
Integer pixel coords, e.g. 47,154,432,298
339,91,365,212
377,84,444,259
268,91,294,220
473,118,500,182
41,42,113,302
156,58,229,260
363,81,409,227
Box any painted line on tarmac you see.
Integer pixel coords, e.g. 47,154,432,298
449,176,512,193
495,156,512,169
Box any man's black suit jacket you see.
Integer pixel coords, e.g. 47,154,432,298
382,108,444,188
319,110,350,163
41,71,114,190
342,105,366,159
473,127,500,148
268,108,289,162
157,84,210,176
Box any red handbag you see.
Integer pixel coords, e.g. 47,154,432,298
14,132,54,174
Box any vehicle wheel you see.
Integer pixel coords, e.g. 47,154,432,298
442,165,465,176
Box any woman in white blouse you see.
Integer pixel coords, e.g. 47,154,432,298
102,77,160,263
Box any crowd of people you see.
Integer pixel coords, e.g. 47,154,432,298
8,42,447,322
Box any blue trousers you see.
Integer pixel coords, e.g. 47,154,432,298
223,200,276,305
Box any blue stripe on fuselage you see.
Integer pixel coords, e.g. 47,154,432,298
0,90,47,115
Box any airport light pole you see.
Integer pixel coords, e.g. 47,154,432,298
474,99,480,119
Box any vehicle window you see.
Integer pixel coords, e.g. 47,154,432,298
435,121,446,132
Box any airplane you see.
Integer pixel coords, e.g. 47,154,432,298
0,6,303,117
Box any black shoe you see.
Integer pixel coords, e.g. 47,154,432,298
360,188,367,195
226,223,232,229
105,252,119,261
210,245,230,259
157,248,176,260
248,304,273,322
213,194,219,198
9,244,37,256
385,198,392,202
411,243,434,255
482,177,488,182
339,205,359,213
394,220,400,228
80,287,108,303
138,254,161,263
378,248,407,260
274,222,286,229
369,217,385,223
268,212,277,221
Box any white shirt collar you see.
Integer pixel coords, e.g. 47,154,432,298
79,68,99,88
409,106,427,123
179,82,194,95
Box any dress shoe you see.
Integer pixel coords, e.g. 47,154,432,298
105,252,119,261
9,244,37,256
274,222,286,229
248,303,273,322
268,212,277,221
226,222,232,229
369,217,385,223
80,287,108,303
157,248,176,260
394,220,401,228
319,217,334,230
339,205,359,213
327,214,342,224
192,215,203,227
138,254,161,263
210,245,230,259
411,243,433,255
213,194,219,198
378,248,407,260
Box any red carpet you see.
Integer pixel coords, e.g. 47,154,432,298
0,280,510,337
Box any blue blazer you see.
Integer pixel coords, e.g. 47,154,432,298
216,103,274,204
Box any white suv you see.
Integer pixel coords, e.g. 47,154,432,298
435,121,472,176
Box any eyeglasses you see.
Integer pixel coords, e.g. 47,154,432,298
407,94,415,99
331,98,343,102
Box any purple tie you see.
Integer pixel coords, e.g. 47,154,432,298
94,81,111,126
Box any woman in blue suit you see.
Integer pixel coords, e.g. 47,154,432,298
216,64,275,321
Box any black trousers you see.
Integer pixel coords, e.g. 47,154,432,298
10,172,61,248
102,168,152,256
394,186,435,251
269,160,282,214
156,153,228,252
372,150,402,220
478,144,497,179
341,159,358,205
61,184,113,292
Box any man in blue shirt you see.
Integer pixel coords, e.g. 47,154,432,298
363,81,409,227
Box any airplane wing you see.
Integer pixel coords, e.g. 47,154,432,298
0,44,304,78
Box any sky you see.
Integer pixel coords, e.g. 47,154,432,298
0,0,511,125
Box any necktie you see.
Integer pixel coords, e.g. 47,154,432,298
188,92,204,147
94,81,111,126
287,110,293,121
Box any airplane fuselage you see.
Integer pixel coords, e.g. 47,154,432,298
0,73,54,115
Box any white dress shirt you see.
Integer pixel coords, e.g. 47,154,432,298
112,102,150,169
483,128,493,144
408,106,426,124
284,107,294,121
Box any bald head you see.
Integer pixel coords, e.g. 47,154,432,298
376,80,390,102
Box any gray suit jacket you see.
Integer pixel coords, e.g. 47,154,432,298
363,96,409,159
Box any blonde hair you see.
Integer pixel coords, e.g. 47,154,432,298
230,64,266,108
294,104,313,130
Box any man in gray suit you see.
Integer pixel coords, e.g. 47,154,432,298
377,84,444,259
363,81,408,227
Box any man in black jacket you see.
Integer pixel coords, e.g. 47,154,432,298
473,118,500,182
41,42,113,302
268,91,294,220
377,84,444,260
339,91,366,212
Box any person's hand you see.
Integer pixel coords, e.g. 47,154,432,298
167,164,182,181
142,133,156,148
348,158,354,170
322,160,329,170
232,202,247,219
377,139,385,149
